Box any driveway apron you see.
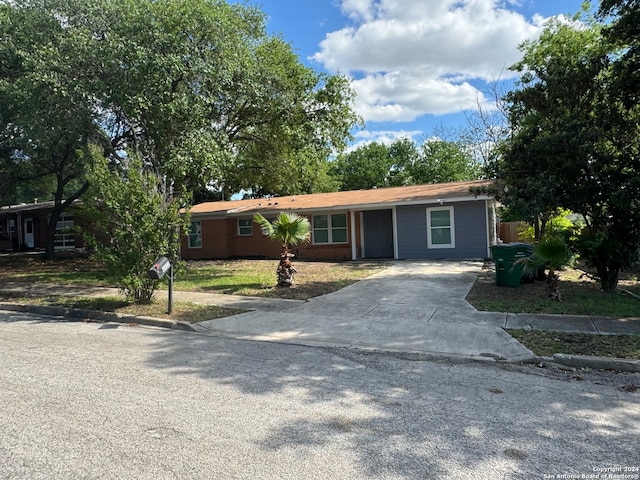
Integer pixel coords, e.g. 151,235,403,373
198,261,535,362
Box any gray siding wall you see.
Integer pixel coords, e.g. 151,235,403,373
396,202,488,259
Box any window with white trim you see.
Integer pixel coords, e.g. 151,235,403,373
54,214,75,249
427,206,455,248
188,221,202,248
312,213,348,244
7,219,15,235
237,218,253,236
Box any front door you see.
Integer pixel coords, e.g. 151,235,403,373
363,209,394,258
24,218,34,248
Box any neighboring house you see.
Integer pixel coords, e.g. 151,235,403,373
0,200,84,252
181,179,498,261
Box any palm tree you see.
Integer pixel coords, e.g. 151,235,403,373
517,235,571,301
253,211,311,287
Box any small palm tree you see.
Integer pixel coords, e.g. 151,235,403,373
517,235,571,301
253,211,311,287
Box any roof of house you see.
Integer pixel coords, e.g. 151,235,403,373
0,200,57,214
189,179,494,217
0,199,81,215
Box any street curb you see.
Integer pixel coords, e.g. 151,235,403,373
2,302,639,370
0,302,197,332
540,353,640,373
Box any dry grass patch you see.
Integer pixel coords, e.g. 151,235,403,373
0,253,110,286
0,255,385,322
0,292,245,322
0,254,386,301
175,259,386,300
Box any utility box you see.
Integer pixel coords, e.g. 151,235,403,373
148,256,171,280
490,243,531,287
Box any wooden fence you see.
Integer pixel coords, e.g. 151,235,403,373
499,221,527,243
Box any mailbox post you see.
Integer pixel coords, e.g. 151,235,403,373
148,256,174,314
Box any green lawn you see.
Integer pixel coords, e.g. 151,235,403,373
508,329,640,360
466,267,640,318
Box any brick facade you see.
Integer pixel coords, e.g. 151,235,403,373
181,214,360,261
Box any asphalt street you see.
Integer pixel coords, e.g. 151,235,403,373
1,310,639,480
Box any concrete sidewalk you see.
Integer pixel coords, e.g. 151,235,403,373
1,261,639,364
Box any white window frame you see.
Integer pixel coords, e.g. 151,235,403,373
426,206,455,249
312,213,348,245
188,221,202,249
237,218,253,236
53,214,75,249
7,219,15,235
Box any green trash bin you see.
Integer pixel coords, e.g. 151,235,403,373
490,243,531,287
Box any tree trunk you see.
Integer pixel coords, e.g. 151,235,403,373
546,269,561,301
44,180,90,260
276,254,296,287
44,213,60,261
597,265,620,292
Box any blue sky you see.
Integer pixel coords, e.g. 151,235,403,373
254,0,588,147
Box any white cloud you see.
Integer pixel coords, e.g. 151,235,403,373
312,0,550,123
340,0,376,22
352,72,488,122
349,129,422,150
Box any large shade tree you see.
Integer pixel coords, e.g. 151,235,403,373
599,0,640,108
0,0,359,293
85,0,359,198
496,9,640,291
0,1,104,258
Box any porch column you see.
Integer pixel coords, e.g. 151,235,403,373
392,206,399,259
17,213,22,249
350,210,357,260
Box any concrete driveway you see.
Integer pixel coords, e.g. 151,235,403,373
197,261,535,362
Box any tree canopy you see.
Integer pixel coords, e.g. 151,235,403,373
330,140,413,191
84,0,359,197
411,140,482,185
0,0,359,268
0,0,105,257
494,7,640,290
599,0,640,107
331,137,482,191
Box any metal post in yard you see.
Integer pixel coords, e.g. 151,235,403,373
168,259,173,315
